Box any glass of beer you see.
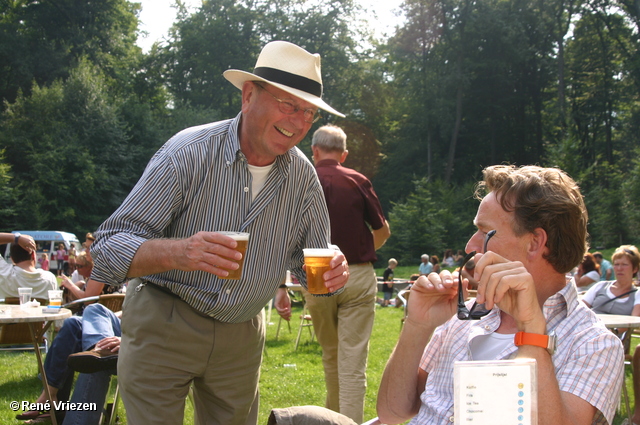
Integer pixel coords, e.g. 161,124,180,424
218,231,250,280
303,248,335,295
48,289,63,309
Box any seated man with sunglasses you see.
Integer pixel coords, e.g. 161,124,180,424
377,165,624,425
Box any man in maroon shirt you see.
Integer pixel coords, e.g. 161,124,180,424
304,124,391,423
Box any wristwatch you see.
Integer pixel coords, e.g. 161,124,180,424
514,330,556,355
14,233,21,245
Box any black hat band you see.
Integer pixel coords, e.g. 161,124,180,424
254,67,323,97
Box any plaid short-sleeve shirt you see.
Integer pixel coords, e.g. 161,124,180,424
411,282,624,425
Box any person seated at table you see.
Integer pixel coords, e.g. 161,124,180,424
58,252,120,303
16,302,121,424
66,251,93,291
574,252,601,291
597,246,640,425
377,165,624,425
581,246,640,315
594,251,615,281
442,249,455,268
418,254,432,276
0,232,57,300
429,255,440,273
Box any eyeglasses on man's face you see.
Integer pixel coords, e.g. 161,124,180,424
75,263,86,269
457,230,496,320
254,82,321,124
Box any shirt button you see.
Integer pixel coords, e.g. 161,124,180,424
226,161,231,166
449,416,455,422
244,187,249,193
484,325,491,330
226,289,231,295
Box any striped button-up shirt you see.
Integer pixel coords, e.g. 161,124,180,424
412,281,624,425
90,113,332,323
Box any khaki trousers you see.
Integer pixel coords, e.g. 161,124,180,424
118,280,264,425
303,263,377,424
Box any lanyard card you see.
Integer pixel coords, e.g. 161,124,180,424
454,359,537,425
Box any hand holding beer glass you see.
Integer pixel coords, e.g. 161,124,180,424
303,248,338,295
217,232,249,280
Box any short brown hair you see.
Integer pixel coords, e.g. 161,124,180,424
10,243,31,263
475,165,588,274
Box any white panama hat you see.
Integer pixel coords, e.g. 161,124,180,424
223,41,345,118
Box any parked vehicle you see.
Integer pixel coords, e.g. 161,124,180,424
3,231,81,272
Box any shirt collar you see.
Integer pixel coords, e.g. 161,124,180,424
468,281,576,334
315,158,340,168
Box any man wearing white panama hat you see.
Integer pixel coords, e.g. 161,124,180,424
87,40,350,425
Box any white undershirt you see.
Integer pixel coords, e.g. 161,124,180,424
470,332,515,360
247,163,274,202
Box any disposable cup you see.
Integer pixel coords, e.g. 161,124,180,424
48,289,63,309
303,248,335,295
18,287,32,309
218,232,250,280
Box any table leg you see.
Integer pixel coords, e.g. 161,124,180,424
28,321,58,425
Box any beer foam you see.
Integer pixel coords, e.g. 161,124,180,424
303,248,335,257
218,231,249,241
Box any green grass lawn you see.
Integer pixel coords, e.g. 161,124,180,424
0,296,633,425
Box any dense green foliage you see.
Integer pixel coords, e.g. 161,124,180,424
1,0,639,264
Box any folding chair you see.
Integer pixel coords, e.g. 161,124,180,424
294,304,315,351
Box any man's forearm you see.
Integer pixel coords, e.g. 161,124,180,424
377,319,435,424
373,221,391,251
516,345,596,424
126,239,182,278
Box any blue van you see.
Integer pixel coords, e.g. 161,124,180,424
3,231,82,272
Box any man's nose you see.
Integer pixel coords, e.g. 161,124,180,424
465,233,482,254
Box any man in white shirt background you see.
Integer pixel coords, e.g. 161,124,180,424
0,232,56,300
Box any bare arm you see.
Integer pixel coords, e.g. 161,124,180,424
126,232,243,279
372,220,391,251
518,345,596,424
274,286,292,321
576,274,597,288
60,278,105,300
377,319,433,424
0,232,36,253
377,272,459,424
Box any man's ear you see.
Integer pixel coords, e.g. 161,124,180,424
241,81,258,113
311,146,320,163
527,228,548,260
339,150,349,163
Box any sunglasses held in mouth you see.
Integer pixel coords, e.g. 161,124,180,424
457,230,496,320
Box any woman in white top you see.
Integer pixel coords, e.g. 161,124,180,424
574,252,601,291
582,245,640,316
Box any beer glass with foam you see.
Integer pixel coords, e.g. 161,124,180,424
218,231,250,280
303,248,335,295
